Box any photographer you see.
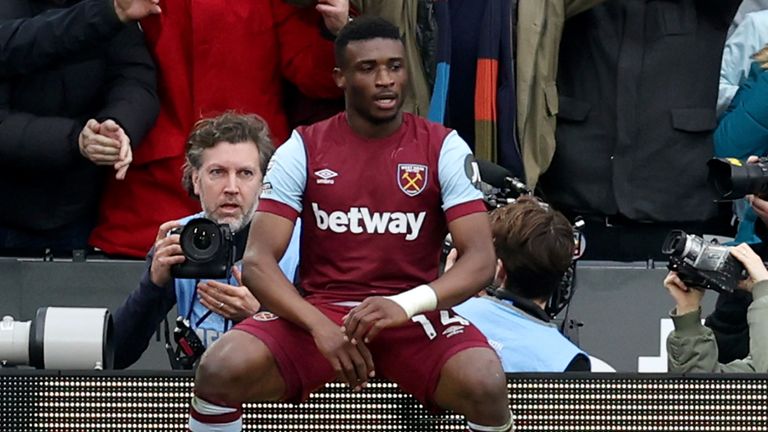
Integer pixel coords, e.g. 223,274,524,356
111,112,300,369
452,196,590,372
666,243,768,372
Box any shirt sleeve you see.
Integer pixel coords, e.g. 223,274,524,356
258,130,307,220
718,12,768,116
438,131,485,219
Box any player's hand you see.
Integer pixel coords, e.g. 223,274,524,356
197,266,261,321
342,297,408,344
150,220,184,287
729,243,768,293
114,0,162,23
311,321,375,391
99,119,133,180
664,271,704,316
316,0,349,36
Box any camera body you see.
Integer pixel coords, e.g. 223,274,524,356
165,316,206,370
170,218,235,280
662,230,746,293
708,157,768,200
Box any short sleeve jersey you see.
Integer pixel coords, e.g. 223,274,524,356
259,112,485,304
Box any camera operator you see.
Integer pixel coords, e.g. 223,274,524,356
451,196,590,372
665,243,768,372
111,112,300,369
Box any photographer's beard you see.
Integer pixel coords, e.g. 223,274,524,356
202,198,258,234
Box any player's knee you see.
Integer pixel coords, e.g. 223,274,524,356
194,336,253,405
458,356,508,407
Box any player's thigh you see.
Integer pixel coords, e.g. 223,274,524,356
231,311,338,403
372,309,494,411
195,329,285,404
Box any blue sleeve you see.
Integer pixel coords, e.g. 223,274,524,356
715,64,768,158
438,131,484,211
278,219,302,283
111,255,177,369
260,130,307,213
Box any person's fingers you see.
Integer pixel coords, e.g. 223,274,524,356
362,316,390,344
156,221,182,242
336,352,355,388
101,119,120,132
355,342,375,378
85,118,100,132
232,266,243,286
348,348,369,390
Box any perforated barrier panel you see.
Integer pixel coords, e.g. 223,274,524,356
1,371,767,431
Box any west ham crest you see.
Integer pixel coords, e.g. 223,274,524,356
398,164,428,196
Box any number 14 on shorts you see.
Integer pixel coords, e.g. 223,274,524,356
412,310,470,340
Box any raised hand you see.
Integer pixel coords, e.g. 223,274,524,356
150,220,184,287
99,120,133,180
316,0,349,36
197,266,262,321
113,0,162,23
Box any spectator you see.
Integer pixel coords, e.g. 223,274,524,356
188,17,512,432
452,196,590,372
719,11,768,117
665,243,768,373
0,0,160,253
90,0,347,258
539,0,741,261
715,48,768,244
112,112,300,369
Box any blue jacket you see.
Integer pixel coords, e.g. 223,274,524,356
112,212,301,368
453,296,589,372
715,62,768,244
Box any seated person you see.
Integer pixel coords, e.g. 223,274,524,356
452,196,590,372
665,243,768,372
111,112,300,369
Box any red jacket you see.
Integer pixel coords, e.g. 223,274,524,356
90,0,341,257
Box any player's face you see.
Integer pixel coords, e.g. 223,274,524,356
192,141,262,233
337,38,407,127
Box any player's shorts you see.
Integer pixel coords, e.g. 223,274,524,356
234,303,491,411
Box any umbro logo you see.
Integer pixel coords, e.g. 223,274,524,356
314,168,338,185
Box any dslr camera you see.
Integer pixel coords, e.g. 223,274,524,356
708,157,768,200
170,218,235,280
661,230,746,293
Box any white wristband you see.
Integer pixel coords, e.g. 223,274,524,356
385,284,438,318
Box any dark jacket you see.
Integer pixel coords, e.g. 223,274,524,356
539,0,740,223
0,0,158,232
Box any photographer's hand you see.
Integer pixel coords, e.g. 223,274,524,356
729,243,768,293
150,221,184,286
197,266,261,321
664,271,704,315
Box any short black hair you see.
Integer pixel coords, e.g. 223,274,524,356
334,16,402,67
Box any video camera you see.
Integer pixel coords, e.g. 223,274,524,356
1,307,113,369
661,230,746,293
708,157,768,200
170,218,235,280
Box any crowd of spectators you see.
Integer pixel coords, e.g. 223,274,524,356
5,0,768,414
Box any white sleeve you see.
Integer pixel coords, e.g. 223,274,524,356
438,131,483,211
260,130,307,213
718,12,768,116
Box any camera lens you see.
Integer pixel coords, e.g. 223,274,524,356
192,228,212,250
180,218,221,262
